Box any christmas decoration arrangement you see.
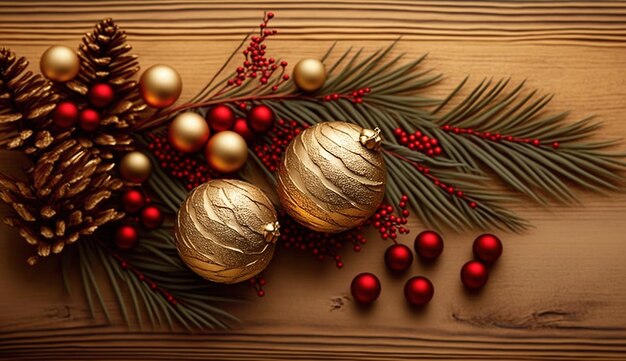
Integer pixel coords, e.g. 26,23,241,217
0,13,624,330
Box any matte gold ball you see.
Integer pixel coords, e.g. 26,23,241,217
40,45,80,82
293,58,326,92
120,151,152,183
139,64,182,108
174,179,280,283
169,112,210,153
276,121,387,233
205,131,248,173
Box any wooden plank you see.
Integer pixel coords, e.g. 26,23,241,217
1,1,626,360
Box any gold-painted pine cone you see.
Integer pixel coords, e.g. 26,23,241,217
174,179,279,284
276,121,387,233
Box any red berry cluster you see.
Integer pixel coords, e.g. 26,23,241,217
249,274,267,297
223,12,289,93
441,125,560,149
147,133,220,190
323,87,371,103
253,119,306,172
393,128,442,157
372,195,411,241
280,214,368,268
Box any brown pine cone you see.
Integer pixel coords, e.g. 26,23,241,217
0,48,59,156
0,138,124,265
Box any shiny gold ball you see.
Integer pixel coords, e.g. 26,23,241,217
205,131,248,173
293,58,326,92
169,112,210,153
119,151,152,183
40,45,80,82
276,121,387,233
174,179,280,283
139,64,182,108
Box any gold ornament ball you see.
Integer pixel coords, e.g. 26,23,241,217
276,121,387,233
205,131,248,173
139,64,182,108
120,151,152,183
169,112,210,153
174,179,280,283
40,45,80,82
293,58,327,92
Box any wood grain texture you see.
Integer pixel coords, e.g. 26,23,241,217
1,1,626,360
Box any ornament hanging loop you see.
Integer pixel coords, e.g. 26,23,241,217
360,127,383,151
263,221,281,243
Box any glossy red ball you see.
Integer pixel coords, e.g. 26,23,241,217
88,83,115,108
79,108,100,132
207,105,235,132
414,230,444,260
247,105,275,133
232,118,254,141
404,276,434,306
473,233,503,263
350,273,381,304
115,225,138,250
461,260,489,289
384,244,413,272
53,101,79,128
141,205,164,229
121,189,145,213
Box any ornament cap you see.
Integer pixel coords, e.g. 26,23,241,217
263,221,280,243
359,127,383,151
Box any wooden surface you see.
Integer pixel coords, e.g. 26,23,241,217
1,1,626,360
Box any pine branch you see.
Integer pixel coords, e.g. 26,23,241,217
431,79,626,204
69,231,240,331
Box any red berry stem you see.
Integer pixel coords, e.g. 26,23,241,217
323,87,371,104
393,127,442,157
98,239,179,306
441,124,560,149
383,148,478,209
249,274,267,297
371,196,411,242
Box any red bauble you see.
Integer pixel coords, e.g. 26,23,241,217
121,189,145,213
79,108,100,132
461,260,489,289
247,105,275,133
207,105,235,132
53,101,78,128
141,205,164,229
350,273,381,304
473,233,503,263
404,276,434,306
88,83,115,108
115,225,139,250
384,244,413,272
232,118,254,141
414,230,444,260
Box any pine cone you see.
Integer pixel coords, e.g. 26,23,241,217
0,138,124,265
0,48,59,155
59,18,147,159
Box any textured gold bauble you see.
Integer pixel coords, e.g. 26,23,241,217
139,64,182,108
276,121,387,233
169,112,210,153
174,179,280,283
120,151,152,183
205,131,248,173
293,58,326,92
40,45,80,82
